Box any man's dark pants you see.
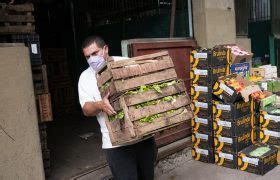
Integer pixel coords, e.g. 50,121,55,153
104,137,156,180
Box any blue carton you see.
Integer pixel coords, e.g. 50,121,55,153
230,62,250,77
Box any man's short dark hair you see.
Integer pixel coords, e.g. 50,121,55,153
81,35,106,50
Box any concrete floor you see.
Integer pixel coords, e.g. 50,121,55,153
159,160,280,180
46,113,107,180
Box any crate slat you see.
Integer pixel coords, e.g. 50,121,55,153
0,25,35,34
37,93,53,123
114,68,177,92
136,107,192,136
129,95,190,121
111,57,174,80
2,3,34,12
124,82,186,106
0,14,34,22
109,51,169,68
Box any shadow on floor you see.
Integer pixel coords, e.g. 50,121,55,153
46,112,107,180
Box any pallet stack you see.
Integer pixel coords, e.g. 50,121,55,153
0,3,35,34
0,3,52,177
42,48,76,116
190,46,231,163
97,51,193,145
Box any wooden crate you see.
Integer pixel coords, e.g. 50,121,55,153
32,65,49,95
36,93,53,123
0,3,35,34
97,51,178,99
97,51,193,145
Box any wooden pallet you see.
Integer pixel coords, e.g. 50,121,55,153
97,51,193,145
0,3,35,34
32,65,49,95
36,93,53,123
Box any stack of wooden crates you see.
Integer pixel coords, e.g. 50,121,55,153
97,51,193,145
0,3,52,177
41,48,76,116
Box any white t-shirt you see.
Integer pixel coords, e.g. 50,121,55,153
78,56,128,149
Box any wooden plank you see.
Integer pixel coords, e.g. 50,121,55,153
0,15,34,22
42,65,49,94
0,25,35,34
38,93,53,123
110,51,169,68
119,96,136,138
104,114,116,144
97,68,112,87
129,95,190,121
111,99,121,112
5,4,34,12
110,127,140,146
111,58,174,80
136,108,193,136
100,83,117,99
114,68,177,92
124,82,187,106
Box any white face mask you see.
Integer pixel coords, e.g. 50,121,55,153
87,50,106,71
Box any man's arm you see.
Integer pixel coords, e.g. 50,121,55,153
82,92,116,117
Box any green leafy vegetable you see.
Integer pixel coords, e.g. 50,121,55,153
135,94,181,109
139,108,181,123
109,110,124,122
100,81,111,92
125,80,178,95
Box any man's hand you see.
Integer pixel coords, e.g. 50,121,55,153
82,92,116,117
100,92,117,116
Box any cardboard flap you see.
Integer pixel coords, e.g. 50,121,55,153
240,85,261,102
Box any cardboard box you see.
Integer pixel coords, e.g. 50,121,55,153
238,143,278,175
191,100,212,118
191,116,213,135
251,91,276,111
190,46,231,68
190,84,213,102
258,79,280,93
215,151,237,169
214,131,253,153
260,105,280,130
226,45,253,64
213,114,252,137
212,100,251,120
192,131,213,149
190,65,230,86
230,62,250,78
192,147,214,163
259,128,280,146
213,74,261,103
251,66,278,79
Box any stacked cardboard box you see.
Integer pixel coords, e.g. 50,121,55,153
211,73,262,169
190,46,231,163
259,105,280,157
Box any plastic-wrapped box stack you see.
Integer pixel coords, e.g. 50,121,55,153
190,46,231,163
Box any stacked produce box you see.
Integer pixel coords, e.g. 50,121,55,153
190,46,231,163
209,45,278,175
212,73,259,169
97,51,193,146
